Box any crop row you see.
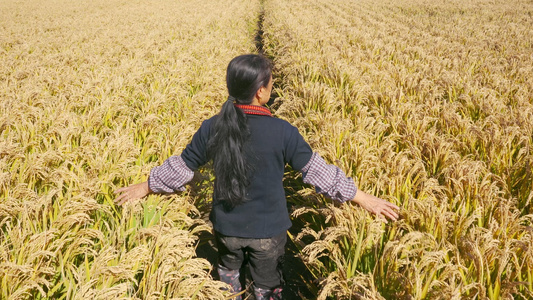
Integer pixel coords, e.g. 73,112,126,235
0,0,259,298
262,0,533,298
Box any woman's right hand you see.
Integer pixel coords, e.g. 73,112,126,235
350,190,400,222
114,181,152,206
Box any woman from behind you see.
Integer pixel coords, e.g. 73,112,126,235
115,54,399,299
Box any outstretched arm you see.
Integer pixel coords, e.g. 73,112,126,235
301,152,399,222
350,189,399,222
114,155,194,206
114,181,152,205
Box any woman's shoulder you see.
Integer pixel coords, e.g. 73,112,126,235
196,115,218,131
203,114,218,125
272,117,302,133
249,114,295,127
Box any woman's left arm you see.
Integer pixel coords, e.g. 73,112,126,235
114,181,152,206
114,119,212,206
114,155,194,206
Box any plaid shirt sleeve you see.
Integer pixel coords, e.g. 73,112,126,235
148,155,194,193
301,152,357,203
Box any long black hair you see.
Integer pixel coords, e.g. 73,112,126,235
207,54,273,210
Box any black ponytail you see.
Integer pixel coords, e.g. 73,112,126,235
207,54,272,210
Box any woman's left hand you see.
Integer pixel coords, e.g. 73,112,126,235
114,181,151,206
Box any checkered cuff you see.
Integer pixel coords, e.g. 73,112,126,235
148,155,194,193
301,152,357,203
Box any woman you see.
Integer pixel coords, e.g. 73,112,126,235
115,54,399,299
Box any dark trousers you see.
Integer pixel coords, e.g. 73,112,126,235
215,231,286,290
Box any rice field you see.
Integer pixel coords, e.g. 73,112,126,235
0,0,258,298
1,0,532,299
262,0,533,298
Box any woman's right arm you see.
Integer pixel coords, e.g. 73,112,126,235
350,189,399,222
301,152,399,222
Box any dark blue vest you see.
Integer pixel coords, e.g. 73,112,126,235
181,114,312,238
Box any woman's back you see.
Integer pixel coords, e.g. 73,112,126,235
182,112,312,238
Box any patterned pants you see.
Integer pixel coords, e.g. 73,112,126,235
215,231,286,299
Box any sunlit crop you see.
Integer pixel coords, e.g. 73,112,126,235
2,0,532,299
0,0,259,298
263,0,533,298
